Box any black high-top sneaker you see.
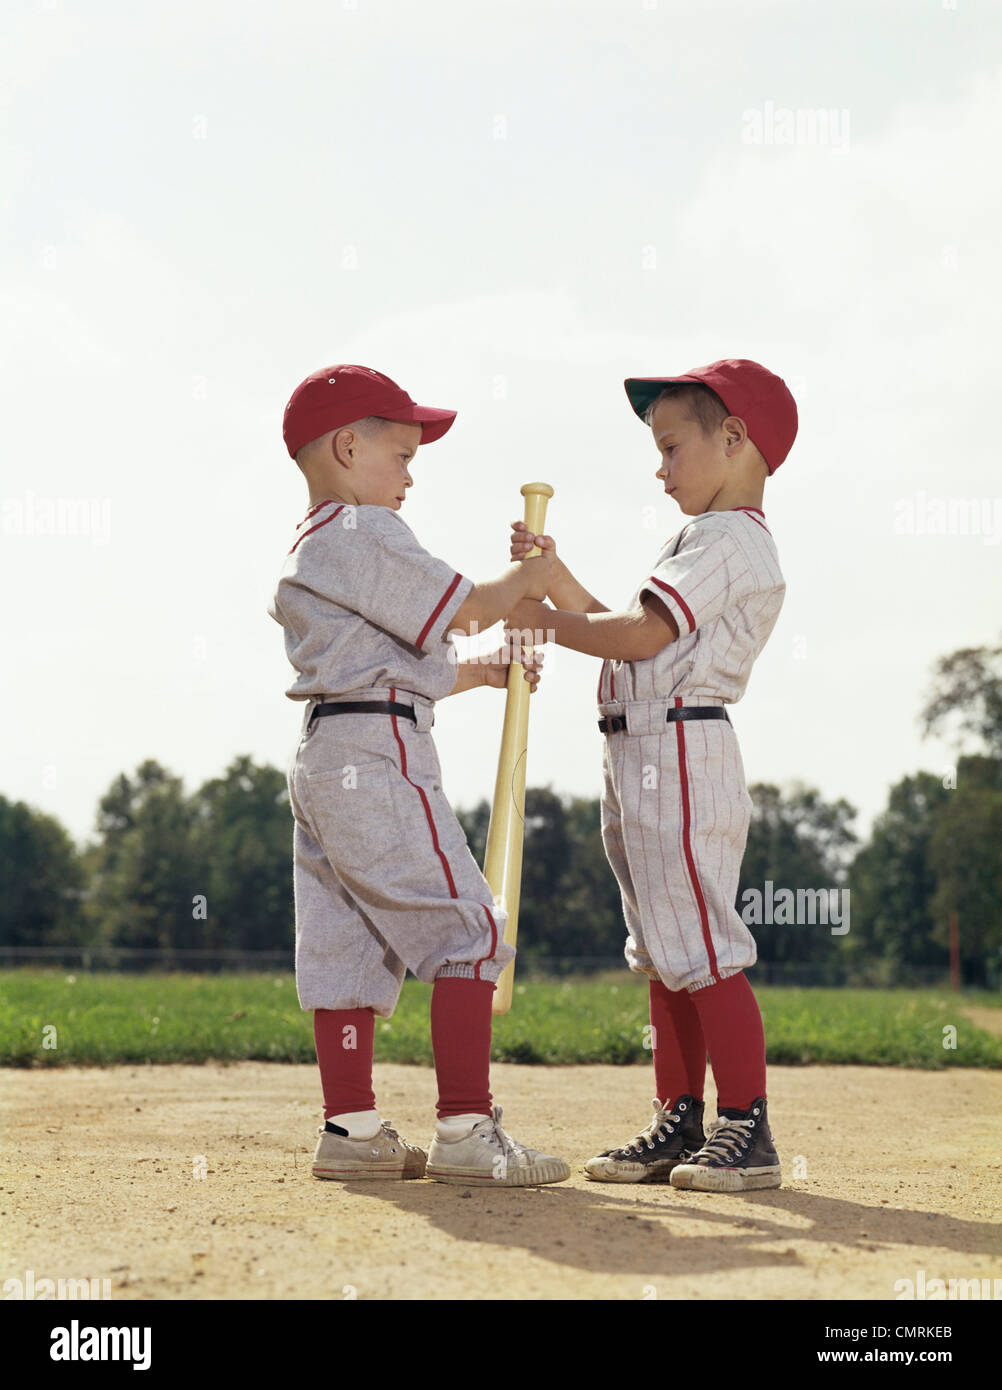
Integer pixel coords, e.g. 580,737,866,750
670,1097,781,1192
584,1096,705,1183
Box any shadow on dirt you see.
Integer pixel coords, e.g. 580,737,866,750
328,1179,1002,1277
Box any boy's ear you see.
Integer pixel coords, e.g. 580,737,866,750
723,416,748,453
332,428,358,468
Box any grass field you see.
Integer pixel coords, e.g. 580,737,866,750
2,969,1001,1069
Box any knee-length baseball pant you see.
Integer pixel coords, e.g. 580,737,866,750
286,700,512,1017
600,711,757,993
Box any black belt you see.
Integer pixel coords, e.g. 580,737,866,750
598,707,730,734
308,700,417,731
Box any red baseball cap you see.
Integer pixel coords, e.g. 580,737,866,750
623,358,798,472
283,364,457,459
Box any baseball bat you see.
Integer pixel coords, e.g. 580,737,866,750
483,481,554,1017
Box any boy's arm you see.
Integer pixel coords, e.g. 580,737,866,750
447,661,488,696
547,555,610,615
444,649,544,697
508,593,678,663
449,542,555,634
510,522,608,613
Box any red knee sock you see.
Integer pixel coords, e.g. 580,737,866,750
430,977,495,1120
688,972,767,1111
649,979,707,1104
313,1007,376,1120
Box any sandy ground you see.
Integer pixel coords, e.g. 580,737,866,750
3,1061,1001,1303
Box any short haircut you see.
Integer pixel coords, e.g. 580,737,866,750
352,416,396,435
295,417,393,467
643,383,730,437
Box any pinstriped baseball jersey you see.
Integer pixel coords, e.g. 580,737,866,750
596,508,784,993
268,499,473,703
597,508,784,708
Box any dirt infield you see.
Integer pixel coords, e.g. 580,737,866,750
3,1063,1001,1301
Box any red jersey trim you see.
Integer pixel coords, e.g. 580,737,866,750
648,577,695,635
299,499,343,527
673,697,719,977
288,504,346,554
731,507,770,534
416,573,463,648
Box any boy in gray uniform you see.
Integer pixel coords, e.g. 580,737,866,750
269,364,569,1186
508,359,797,1192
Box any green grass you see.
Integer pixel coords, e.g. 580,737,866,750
2,970,1001,1069
959,988,1002,1008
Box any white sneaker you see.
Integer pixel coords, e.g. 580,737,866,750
426,1105,570,1187
312,1121,427,1181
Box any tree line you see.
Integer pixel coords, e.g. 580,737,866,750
2,640,999,985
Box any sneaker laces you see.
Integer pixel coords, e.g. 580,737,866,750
619,1099,681,1156
476,1106,529,1165
697,1115,755,1163
380,1121,421,1154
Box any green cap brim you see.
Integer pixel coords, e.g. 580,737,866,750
624,376,695,422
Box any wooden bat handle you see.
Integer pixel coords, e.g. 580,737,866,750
519,481,555,543
484,481,554,1016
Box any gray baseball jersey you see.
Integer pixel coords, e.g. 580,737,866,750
269,500,473,703
269,499,511,1015
596,508,785,993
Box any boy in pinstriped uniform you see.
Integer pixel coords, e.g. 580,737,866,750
509,359,797,1191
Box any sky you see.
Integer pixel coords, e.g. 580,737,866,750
2,0,1000,854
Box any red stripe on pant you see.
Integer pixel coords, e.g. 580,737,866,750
389,687,458,898
470,904,499,981
388,689,497,980
672,696,718,978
